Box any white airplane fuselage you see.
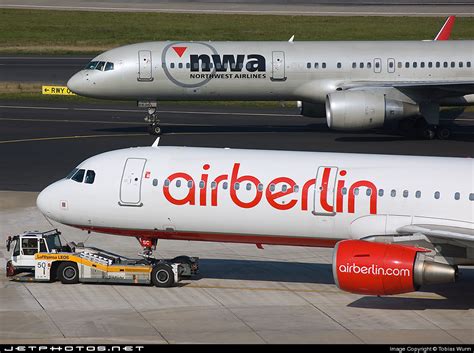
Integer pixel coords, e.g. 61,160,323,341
37,146,474,255
67,40,474,103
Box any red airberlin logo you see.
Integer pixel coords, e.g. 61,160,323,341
172,46,187,57
160,163,378,214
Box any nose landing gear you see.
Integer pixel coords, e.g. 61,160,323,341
139,101,162,136
137,237,158,258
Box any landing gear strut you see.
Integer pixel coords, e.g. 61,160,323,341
139,101,161,136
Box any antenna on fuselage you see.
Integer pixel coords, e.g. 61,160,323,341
152,137,160,147
288,35,295,42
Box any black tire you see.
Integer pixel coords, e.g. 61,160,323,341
57,262,79,284
151,263,175,288
436,127,451,140
149,124,161,136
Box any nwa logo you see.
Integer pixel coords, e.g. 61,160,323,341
161,42,267,88
190,54,265,72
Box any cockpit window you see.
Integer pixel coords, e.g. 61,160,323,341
84,61,99,70
85,170,96,184
66,168,78,179
71,169,85,183
96,61,106,71
104,62,114,71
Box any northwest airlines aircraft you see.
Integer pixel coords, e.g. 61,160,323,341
36,141,474,295
67,16,473,139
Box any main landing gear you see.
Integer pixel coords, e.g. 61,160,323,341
139,101,162,136
398,118,451,140
136,237,199,279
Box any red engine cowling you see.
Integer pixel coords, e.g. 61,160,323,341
333,240,456,295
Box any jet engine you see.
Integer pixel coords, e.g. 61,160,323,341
333,240,457,295
326,91,419,130
297,101,326,118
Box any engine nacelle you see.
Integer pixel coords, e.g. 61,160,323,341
297,101,326,118
333,240,457,295
326,91,419,130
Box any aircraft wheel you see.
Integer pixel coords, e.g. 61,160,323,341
57,262,79,284
436,127,451,140
149,124,162,136
421,127,436,140
151,263,175,288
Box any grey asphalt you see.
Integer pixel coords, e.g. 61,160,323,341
1,0,473,16
0,100,473,192
0,56,90,84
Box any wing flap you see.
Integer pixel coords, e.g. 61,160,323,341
397,224,474,243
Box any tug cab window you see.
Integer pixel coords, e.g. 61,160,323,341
22,238,38,256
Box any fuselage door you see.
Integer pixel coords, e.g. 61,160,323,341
138,50,153,81
313,166,338,216
119,158,147,206
387,58,395,73
271,51,286,81
374,58,382,73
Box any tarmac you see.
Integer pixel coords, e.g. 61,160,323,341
0,102,473,344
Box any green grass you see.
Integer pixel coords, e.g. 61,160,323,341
0,9,473,55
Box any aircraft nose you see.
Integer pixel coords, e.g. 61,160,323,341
37,183,62,222
67,72,86,95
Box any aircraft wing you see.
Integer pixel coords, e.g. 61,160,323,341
341,80,474,96
397,224,474,243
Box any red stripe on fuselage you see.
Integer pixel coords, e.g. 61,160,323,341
70,225,341,248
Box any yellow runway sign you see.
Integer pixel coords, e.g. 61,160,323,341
42,86,76,96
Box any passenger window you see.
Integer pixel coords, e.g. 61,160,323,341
454,192,460,200
211,181,217,189
84,170,95,184
428,62,433,68
443,62,448,68
367,62,372,69
270,184,275,192
307,63,311,69
22,238,38,256
178,63,183,69
352,62,356,69
234,183,240,190
282,185,288,192
258,184,263,191
397,62,402,69
322,63,326,69
164,179,170,187
378,189,384,197
170,63,175,69
246,183,252,191
366,189,371,196
199,181,205,189
405,62,410,68
467,62,471,68
342,187,347,195
459,62,463,68
186,63,190,69
403,190,409,198
71,169,85,183
337,63,342,69
469,193,474,201
451,62,455,68
187,180,193,188
420,62,425,68
105,62,114,71
434,191,440,199
314,63,319,69
391,189,396,197
222,182,228,190
353,188,359,196
360,62,364,69
294,185,299,193
436,62,440,68
413,62,417,68
96,61,106,71
84,61,99,70
176,180,181,187
415,191,421,198
152,179,158,187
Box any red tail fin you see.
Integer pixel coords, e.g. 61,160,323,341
435,16,456,40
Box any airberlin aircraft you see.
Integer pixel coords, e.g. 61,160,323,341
67,16,474,139
37,141,474,295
